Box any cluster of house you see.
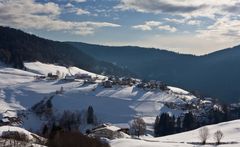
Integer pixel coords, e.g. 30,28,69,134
35,72,98,83
137,80,169,90
102,76,139,88
102,76,168,91
65,73,98,83
88,123,130,139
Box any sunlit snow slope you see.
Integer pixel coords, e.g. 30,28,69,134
0,62,198,132
110,119,240,147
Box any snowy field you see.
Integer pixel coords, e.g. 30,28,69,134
110,119,240,147
0,62,200,133
0,61,239,146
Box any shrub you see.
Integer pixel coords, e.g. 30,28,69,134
214,130,224,145
199,127,209,144
130,117,146,137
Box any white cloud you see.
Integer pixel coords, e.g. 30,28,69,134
64,2,91,15
164,18,185,24
164,18,201,25
75,8,90,15
0,0,120,35
65,3,74,8
158,25,176,32
132,21,177,32
197,17,240,42
72,0,86,3
132,25,152,31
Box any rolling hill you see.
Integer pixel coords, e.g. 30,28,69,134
69,42,240,103
110,119,240,147
0,26,132,77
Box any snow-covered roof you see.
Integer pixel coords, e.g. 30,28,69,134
94,124,121,132
113,123,130,129
168,86,190,95
201,100,212,104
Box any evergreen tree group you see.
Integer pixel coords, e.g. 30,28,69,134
154,112,196,137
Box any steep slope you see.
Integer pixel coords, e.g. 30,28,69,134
0,26,132,77
69,42,240,103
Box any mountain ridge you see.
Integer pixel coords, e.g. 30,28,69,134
0,26,240,102
0,26,133,77
68,42,240,103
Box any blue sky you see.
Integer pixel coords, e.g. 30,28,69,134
0,0,240,55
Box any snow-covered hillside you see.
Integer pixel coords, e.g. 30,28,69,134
24,61,106,79
0,125,46,146
0,62,213,133
110,119,240,147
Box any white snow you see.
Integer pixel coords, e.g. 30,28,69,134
24,61,106,79
168,86,190,95
0,62,205,134
0,126,34,140
110,119,240,147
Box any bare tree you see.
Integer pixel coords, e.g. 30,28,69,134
199,127,209,144
214,130,223,145
130,117,146,137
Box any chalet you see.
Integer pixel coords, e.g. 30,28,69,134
84,78,96,84
64,75,75,81
108,76,119,85
75,73,92,80
120,77,135,86
201,100,213,107
113,123,130,134
47,73,58,80
90,124,127,139
34,75,46,80
103,80,113,88
137,83,145,88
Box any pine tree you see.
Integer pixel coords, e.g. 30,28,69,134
87,106,94,124
183,112,195,131
176,117,182,133
154,116,160,136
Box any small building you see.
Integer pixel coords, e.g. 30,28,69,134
47,73,58,80
103,80,113,88
90,124,126,139
113,123,130,134
34,75,46,80
201,100,213,107
75,73,92,80
64,75,75,81
120,77,135,86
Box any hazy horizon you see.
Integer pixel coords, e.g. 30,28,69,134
1,0,240,55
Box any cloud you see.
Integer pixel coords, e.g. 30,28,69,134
164,18,201,26
197,17,240,42
158,25,176,32
0,0,120,35
65,3,74,8
164,18,185,24
132,21,177,32
222,2,240,14
64,2,90,15
116,0,240,19
115,0,206,14
75,8,90,15
71,0,86,3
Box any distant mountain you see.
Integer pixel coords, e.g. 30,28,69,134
69,42,240,103
0,26,132,76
